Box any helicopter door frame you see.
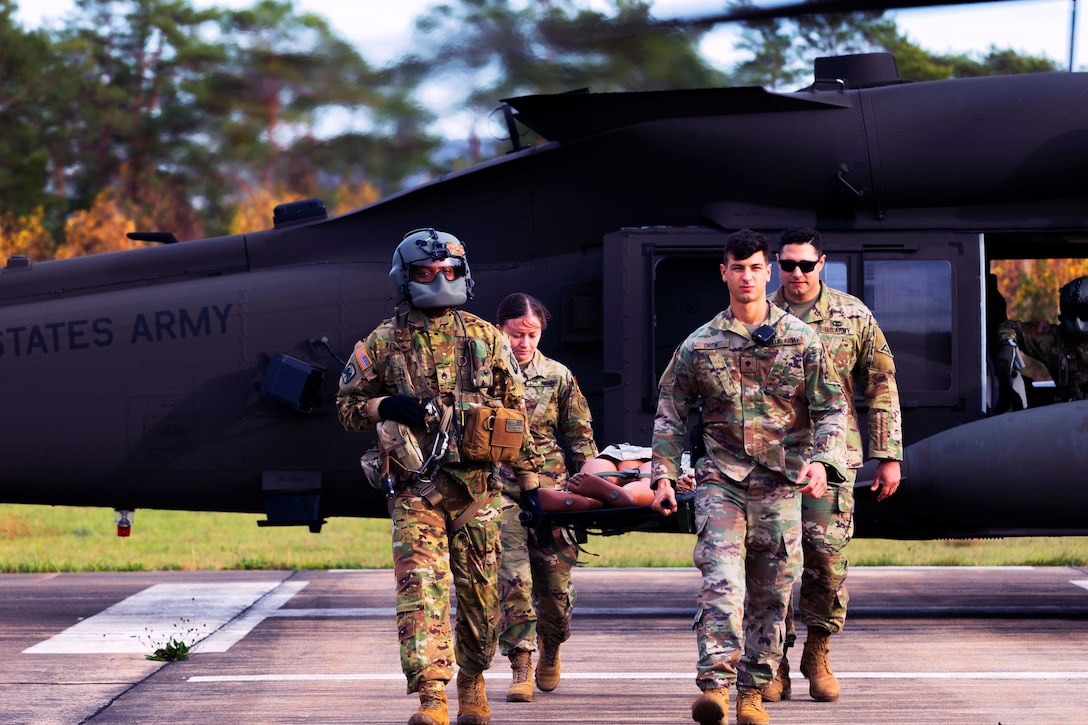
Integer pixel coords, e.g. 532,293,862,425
602,226,738,445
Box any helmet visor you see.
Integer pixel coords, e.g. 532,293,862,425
409,259,465,283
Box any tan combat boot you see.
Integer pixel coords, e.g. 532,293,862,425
762,648,792,702
505,649,534,702
735,689,770,725
799,627,840,701
455,669,490,725
408,679,449,725
536,637,561,692
690,686,729,725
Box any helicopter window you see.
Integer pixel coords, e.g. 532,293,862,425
865,260,953,391
652,254,726,387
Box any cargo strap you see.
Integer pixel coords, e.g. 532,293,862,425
406,477,488,533
539,523,594,568
450,495,488,532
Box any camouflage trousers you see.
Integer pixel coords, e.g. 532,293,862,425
693,465,802,692
391,476,502,694
497,493,577,655
783,472,855,646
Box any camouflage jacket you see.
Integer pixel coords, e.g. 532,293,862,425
771,283,903,466
652,303,849,485
336,308,543,495
499,350,598,495
997,319,1088,400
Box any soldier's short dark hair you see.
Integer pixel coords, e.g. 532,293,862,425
496,292,551,329
724,229,768,263
779,227,824,256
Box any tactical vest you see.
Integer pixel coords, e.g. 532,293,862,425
386,309,503,465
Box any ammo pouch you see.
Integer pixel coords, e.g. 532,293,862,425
460,403,526,463
376,420,426,475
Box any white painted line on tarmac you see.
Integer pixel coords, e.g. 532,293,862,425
1072,579,1088,592
190,674,404,682
266,606,691,617
842,672,1088,679
191,581,309,653
188,671,1088,683
267,607,395,617
24,580,294,655
848,566,1037,572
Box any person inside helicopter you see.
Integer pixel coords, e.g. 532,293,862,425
993,274,1088,410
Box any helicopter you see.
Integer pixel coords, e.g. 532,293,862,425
2,2,1087,539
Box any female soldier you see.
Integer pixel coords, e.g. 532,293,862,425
495,292,598,703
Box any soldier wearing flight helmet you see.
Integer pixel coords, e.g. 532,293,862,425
337,228,544,725
996,275,1088,406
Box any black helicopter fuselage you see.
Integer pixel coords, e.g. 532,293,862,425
2,54,1086,537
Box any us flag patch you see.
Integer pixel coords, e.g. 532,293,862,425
354,347,373,370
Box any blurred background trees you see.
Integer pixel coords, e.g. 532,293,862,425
0,0,1064,270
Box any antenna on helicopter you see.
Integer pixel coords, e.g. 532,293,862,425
1069,0,1078,72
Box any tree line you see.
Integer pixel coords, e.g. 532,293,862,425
0,0,1062,262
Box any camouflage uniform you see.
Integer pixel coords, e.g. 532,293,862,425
336,307,543,693
770,283,903,642
652,304,849,692
997,319,1088,401
498,349,597,655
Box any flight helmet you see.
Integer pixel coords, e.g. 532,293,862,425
389,228,474,309
1059,276,1088,339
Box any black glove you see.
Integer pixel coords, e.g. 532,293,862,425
517,488,544,531
378,395,428,427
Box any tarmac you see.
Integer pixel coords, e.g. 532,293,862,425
1,565,1086,724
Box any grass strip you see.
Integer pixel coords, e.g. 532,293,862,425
2,504,1086,572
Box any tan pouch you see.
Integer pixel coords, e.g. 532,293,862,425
376,420,425,473
359,446,384,489
461,404,526,463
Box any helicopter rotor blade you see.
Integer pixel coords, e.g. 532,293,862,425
656,0,1029,29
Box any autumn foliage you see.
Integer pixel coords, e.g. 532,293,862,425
991,259,1088,322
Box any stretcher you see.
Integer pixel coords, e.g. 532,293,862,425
541,490,696,538
538,442,696,538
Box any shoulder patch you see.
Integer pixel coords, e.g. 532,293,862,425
340,362,358,388
353,346,373,371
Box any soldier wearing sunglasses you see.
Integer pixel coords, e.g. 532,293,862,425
764,227,904,705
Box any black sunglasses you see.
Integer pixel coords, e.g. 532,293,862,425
778,259,820,273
